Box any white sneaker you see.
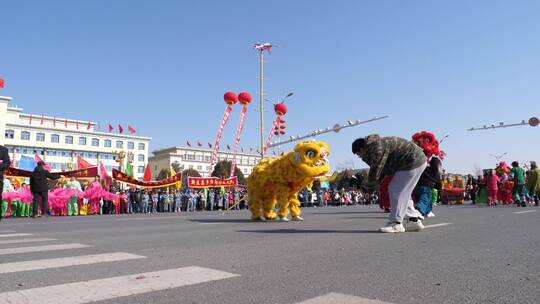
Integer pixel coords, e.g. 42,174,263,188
291,216,304,221
427,212,436,218
417,214,425,220
405,219,424,232
380,222,405,233
279,217,290,222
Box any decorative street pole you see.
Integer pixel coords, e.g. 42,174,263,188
467,117,539,131
490,152,508,162
268,115,389,148
254,43,273,160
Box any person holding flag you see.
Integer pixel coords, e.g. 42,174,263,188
30,161,63,217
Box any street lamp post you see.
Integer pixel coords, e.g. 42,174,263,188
490,152,508,162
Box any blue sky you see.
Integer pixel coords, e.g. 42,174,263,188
1,1,539,174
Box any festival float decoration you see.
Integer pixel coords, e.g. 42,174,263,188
230,92,252,177
209,92,238,173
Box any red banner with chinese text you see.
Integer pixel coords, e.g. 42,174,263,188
187,176,238,188
5,167,99,178
112,169,181,188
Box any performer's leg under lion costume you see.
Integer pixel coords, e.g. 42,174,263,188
247,141,331,221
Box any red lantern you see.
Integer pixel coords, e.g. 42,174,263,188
238,92,252,105
279,124,286,129
224,91,238,105
274,103,288,116
279,130,286,135
278,116,286,123
273,130,280,135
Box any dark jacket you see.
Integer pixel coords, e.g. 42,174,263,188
416,157,443,188
362,135,427,192
30,166,61,193
0,145,11,179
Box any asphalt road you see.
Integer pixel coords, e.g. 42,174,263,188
0,203,538,304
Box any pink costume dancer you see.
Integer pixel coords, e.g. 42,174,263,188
16,185,33,217
48,188,80,216
82,180,118,215
84,180,103,215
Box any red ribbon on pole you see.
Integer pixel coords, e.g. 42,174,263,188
210,105,234,173
264,116,280,153
230,105,248,176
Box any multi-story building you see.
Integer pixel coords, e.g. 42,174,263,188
149,146,260,179
0,96,151,180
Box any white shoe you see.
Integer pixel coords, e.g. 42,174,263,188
380,222,405,233
427,212,435,218
405,219,424,232
279,217,290,222
417,214,425,220
291,216,304,221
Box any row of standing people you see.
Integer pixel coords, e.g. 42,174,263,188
122,188,247,214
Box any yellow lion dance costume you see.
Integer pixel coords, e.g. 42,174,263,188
247,141,332,221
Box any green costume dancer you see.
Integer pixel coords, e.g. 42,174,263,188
65,177,82,216
510,161,527,207
1,178,15,217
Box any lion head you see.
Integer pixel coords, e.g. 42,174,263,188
288,141,331,178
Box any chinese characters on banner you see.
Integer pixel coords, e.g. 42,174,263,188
187,176,238,188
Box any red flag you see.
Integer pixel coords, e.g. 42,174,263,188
40,114,44,125
29,114,32,125
87,121,92,130
143,164,152,182
97,122,100,130
128,126,136,134
77,156,92,170
76,121,79,129
0,79,4,88
208,142,212,149
99,161,111,189
34,154,52,171
186,141,191,147
108,123,113,132
53,116,56,127
65,119,68,128
197,141,203,147
118,124,124,133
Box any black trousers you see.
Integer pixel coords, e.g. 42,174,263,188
32,191,49,216
0,179,3,220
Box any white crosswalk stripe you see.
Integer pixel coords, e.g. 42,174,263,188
0,233,33,238
0,237,57,245
0,266,240,304
296,293,393,304
0,243,90,255
0,252,146,274
513,210,536,214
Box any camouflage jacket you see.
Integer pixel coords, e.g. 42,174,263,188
362,135,427,192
